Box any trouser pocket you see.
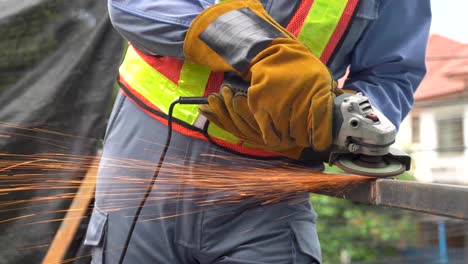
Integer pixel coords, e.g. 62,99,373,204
290,220,322,264
84,206,108,264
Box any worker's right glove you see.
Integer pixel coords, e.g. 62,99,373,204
184,0,341,154
200,84,310,159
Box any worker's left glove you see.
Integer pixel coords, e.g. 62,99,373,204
184,0,339,155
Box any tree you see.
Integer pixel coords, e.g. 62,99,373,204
311,171,417,263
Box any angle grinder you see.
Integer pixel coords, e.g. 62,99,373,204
326,93,411,177
177,86,411,177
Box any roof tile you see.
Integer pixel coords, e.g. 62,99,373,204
415,35,468,100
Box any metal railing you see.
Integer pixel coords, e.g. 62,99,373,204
316,178,468,221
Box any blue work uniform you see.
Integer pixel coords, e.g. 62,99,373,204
84,0,431,263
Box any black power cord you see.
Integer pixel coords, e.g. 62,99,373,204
118,97,208,264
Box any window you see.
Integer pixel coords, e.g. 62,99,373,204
412,116,420,143
436,117,464,155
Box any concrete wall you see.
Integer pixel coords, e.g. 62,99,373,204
397,103,468,184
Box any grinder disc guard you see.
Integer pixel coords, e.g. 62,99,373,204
335,154,406,178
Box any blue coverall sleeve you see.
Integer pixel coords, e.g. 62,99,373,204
343,0,431,128
108,0,216,57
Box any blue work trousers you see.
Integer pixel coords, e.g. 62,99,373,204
84,92,321,263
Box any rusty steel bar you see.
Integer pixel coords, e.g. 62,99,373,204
316,179,468,221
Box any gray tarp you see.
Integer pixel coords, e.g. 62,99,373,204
0,0,124,262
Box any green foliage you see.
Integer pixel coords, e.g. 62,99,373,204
312,167,418,263
312,194,418,263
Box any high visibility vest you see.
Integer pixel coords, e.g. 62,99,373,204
118,0,360,157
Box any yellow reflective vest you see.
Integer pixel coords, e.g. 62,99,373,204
118,0,359,157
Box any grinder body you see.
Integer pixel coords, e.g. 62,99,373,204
328,93,411,177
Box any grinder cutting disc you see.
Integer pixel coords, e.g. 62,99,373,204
335,154,406,178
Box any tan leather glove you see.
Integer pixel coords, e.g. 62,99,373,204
199,84,262,144
200,84,306,158
185,0,339,153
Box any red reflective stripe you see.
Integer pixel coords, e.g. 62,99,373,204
209,137,279,158
119,76,207,141
133,46,225,96
286,0,315,36
204,72,224,96
119,77,278,158
134,47,184,85
320,0,359,64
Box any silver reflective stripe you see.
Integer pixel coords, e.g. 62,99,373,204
199,8,284,73
194,114,208,130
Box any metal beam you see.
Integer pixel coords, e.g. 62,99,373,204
316,179,468,221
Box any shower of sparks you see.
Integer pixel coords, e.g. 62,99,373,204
0,122,374,224
0,122,374,260
0,152,372,224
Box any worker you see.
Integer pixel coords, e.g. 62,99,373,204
84,0,431,263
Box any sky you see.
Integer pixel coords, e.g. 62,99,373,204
430,0,468,43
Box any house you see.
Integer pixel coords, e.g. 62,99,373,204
397,34,468,184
